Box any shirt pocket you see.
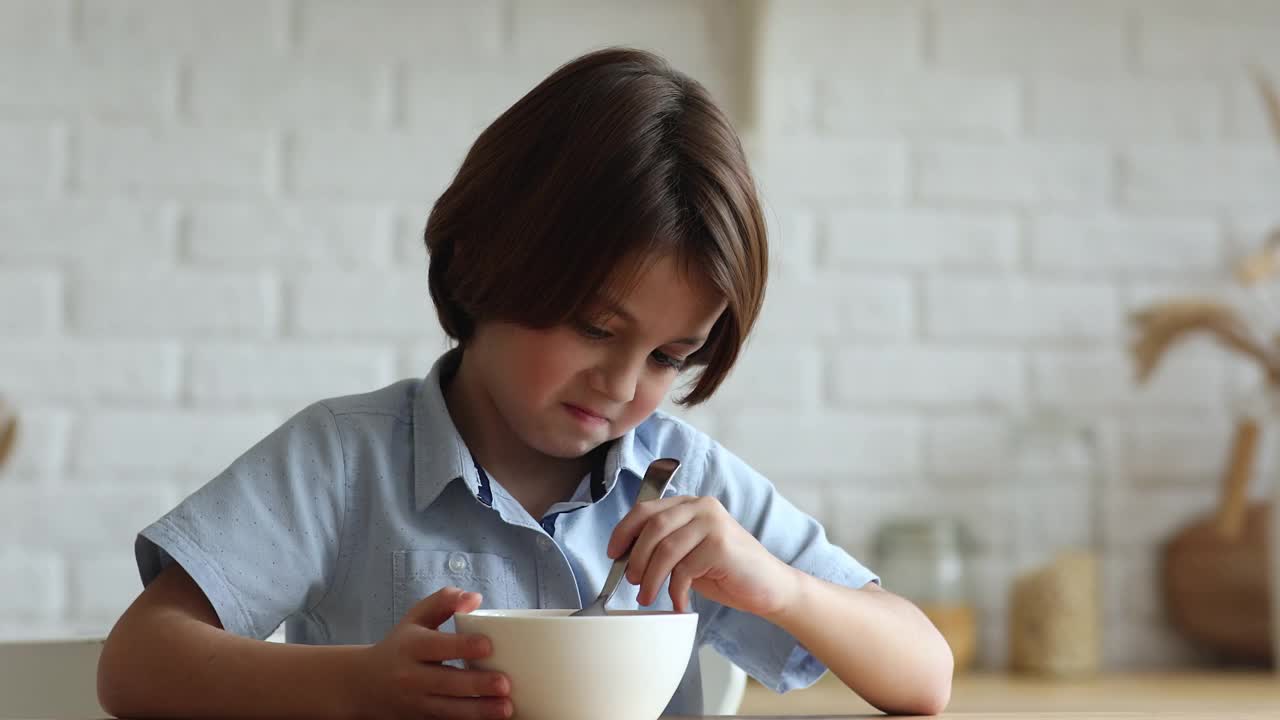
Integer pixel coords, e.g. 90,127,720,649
391,549,516,634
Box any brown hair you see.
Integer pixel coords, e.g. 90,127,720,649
424,47,767,405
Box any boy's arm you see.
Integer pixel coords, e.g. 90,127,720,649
98,563,365,720
765,574,954,716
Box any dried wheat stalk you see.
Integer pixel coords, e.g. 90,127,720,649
1235,232,1280,286
1254,67,1280,145
0,399,16,471
1130,298,1280,384
1235,70,1280,287
1128,70,1280,535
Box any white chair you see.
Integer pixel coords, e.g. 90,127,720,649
0,637,106,720
699,645,748,715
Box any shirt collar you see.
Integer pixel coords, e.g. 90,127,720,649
412,349,476,512
411,349,661,513
602,416,658,496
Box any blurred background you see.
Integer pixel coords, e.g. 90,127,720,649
2,0,1279,681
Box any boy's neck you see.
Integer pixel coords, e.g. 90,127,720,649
441,350,593,519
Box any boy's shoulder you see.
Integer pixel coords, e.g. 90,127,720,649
311,378,421,424
635,410,767,497
634,408,715,465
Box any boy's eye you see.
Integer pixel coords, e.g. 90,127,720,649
650,350,686,371
576,322,612,340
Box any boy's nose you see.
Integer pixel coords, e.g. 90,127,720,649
592,354,641,404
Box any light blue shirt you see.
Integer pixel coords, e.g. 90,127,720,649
136,351,877,715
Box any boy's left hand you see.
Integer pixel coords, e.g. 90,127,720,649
607,495,798,617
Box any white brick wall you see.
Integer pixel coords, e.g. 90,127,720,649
751,138,909,202
186,204,393,267
931,1,1129,72
1,0,1277,670
721,412,922,480
0,56,176,123
757,274,916,340
1026,77,1222,141
741,0,1279,670
0,547,66,620
72,268,281,337
1139,5,1280,71
78,127,277,196
186,58,393,129
297,1,504,62
819,73,1019,138
0,201,178,261
916,143,1113,209
826,210,1019,268
188,342,397,405
1028,216,1223,275
76,410,282,476
1122,144,1280,211
78,0,291,57
831,346,1026,409
0,340,181,402
0,1,71,52
925,276,1122,342
0,269,61,336
0,124,64,193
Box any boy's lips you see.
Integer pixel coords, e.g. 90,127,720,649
563,403,609,423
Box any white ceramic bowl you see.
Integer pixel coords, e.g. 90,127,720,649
454,609,698,720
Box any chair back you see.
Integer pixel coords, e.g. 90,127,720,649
699,645,748,716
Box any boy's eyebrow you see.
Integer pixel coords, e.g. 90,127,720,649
598,300,707,347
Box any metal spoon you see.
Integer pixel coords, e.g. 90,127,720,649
572,457,681,616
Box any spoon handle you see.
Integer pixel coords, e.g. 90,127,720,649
597,549,632,604
591,457,681,610
634,457,679,506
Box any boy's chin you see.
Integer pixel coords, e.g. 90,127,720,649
528,428,614,459
538,437,607,459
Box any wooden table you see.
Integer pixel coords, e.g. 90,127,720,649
29,671,1280,719
738,670,1280,717
45,707,1274,712
701,707,1280,712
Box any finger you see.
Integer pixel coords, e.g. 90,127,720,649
418,694,513,720
456,590,484,615
421,664,511,698
403,586,483,630
669,561,696,613
637,521,705,606
607,495,695,558
392,660,508,697
626,502,698,586
407,625,494,663
670,539,720,613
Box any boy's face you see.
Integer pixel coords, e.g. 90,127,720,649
468,252,726,459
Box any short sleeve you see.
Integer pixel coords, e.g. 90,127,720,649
694,441,878,694
135,402,348,640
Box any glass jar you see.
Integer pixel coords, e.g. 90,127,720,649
873,517,978,671
1005,412,1102,676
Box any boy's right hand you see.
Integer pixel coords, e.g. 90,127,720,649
359,586,512,720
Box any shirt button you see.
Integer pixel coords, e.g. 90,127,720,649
447,552,469,573
537,536,553,551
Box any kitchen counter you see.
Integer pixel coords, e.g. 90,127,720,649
23,677,1280,720
39,708,1280,720
739,670,1280,715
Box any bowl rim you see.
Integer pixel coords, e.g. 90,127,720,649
457,608,698,622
